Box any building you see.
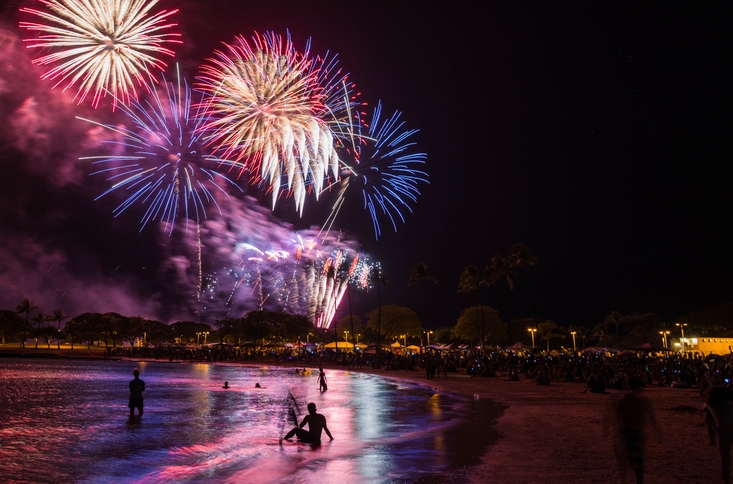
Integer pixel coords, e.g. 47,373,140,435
673,337,733,355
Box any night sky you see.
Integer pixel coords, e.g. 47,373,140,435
1,1,731,331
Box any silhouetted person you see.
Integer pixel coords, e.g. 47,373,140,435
318,368,328,392
604,377,661,484
129,369,145,418
255,382,262,388
223,381,229,389
704,386,733,484
283,402,333,444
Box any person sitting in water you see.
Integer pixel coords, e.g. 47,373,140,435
283,402,333,444
223,381,229,389
255,383,262,388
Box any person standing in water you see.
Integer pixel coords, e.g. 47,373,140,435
129,369,145,418
283,402,333,444
318,367,328,392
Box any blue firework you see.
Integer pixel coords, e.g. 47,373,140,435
325,101,428,240
79,67,244,232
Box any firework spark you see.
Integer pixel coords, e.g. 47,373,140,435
323,101,429,240
196,31,356,214
219,226,375,328
79,67,244,232
20,0,181,108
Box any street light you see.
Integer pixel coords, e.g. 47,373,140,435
343,330,349,342
570,331,577,351
356,334,361,344
424,330,433,347
659,330,670,349
528,328,537,348
203,332,209,345
676,323,688,353
307,332,314,344
196,332,201,344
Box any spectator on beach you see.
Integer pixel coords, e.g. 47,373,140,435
605,377,661,484
129,369,145,418
535,370,550,386
704,386,733,484
584,372,606,394
282,402,333,444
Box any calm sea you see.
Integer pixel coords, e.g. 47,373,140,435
0,358,499,483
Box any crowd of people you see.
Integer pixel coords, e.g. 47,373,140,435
109,340,733,395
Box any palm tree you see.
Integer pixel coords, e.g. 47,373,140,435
509,243,539,319
458,265,485,350
538,320,564,352
16,299,38,349
408,262,438,329
52,309,68,349
483,254,518,341
31,312,50,349
605,311,624,337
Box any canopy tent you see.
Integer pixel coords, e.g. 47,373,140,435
626,342,673,352
580,346,620,353
406,345,422,352
324,341,354,349
505,342,534,351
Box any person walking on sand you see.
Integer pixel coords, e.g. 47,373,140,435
704,386,733,484
282,402,333,444
129,369,145,418
604,376,661,484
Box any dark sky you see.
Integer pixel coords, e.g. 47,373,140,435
1,1,731,330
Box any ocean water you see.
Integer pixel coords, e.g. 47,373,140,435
0,359,498,483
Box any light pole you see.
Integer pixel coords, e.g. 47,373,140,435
307,332,314,344
659,330,670,349
676,323,688,353
343,330,350,345
203,332,209,345
570,331,577,351
424,330,433,347
356,333,361,344
528,328,537,348
196,332,201,344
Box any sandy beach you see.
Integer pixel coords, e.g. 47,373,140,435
0,349,723,483
363,367,719,484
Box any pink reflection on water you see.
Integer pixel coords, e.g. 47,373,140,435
1,360,493,483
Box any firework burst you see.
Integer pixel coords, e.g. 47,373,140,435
20,0,181,108
225,231,375,328
196,31,356,214
324,101,429,240
79,67,244,232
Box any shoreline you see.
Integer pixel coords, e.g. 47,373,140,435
1,349,725,482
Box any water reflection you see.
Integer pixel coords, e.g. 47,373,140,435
0,359,497,483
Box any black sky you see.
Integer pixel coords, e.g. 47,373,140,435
1,1,731,330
